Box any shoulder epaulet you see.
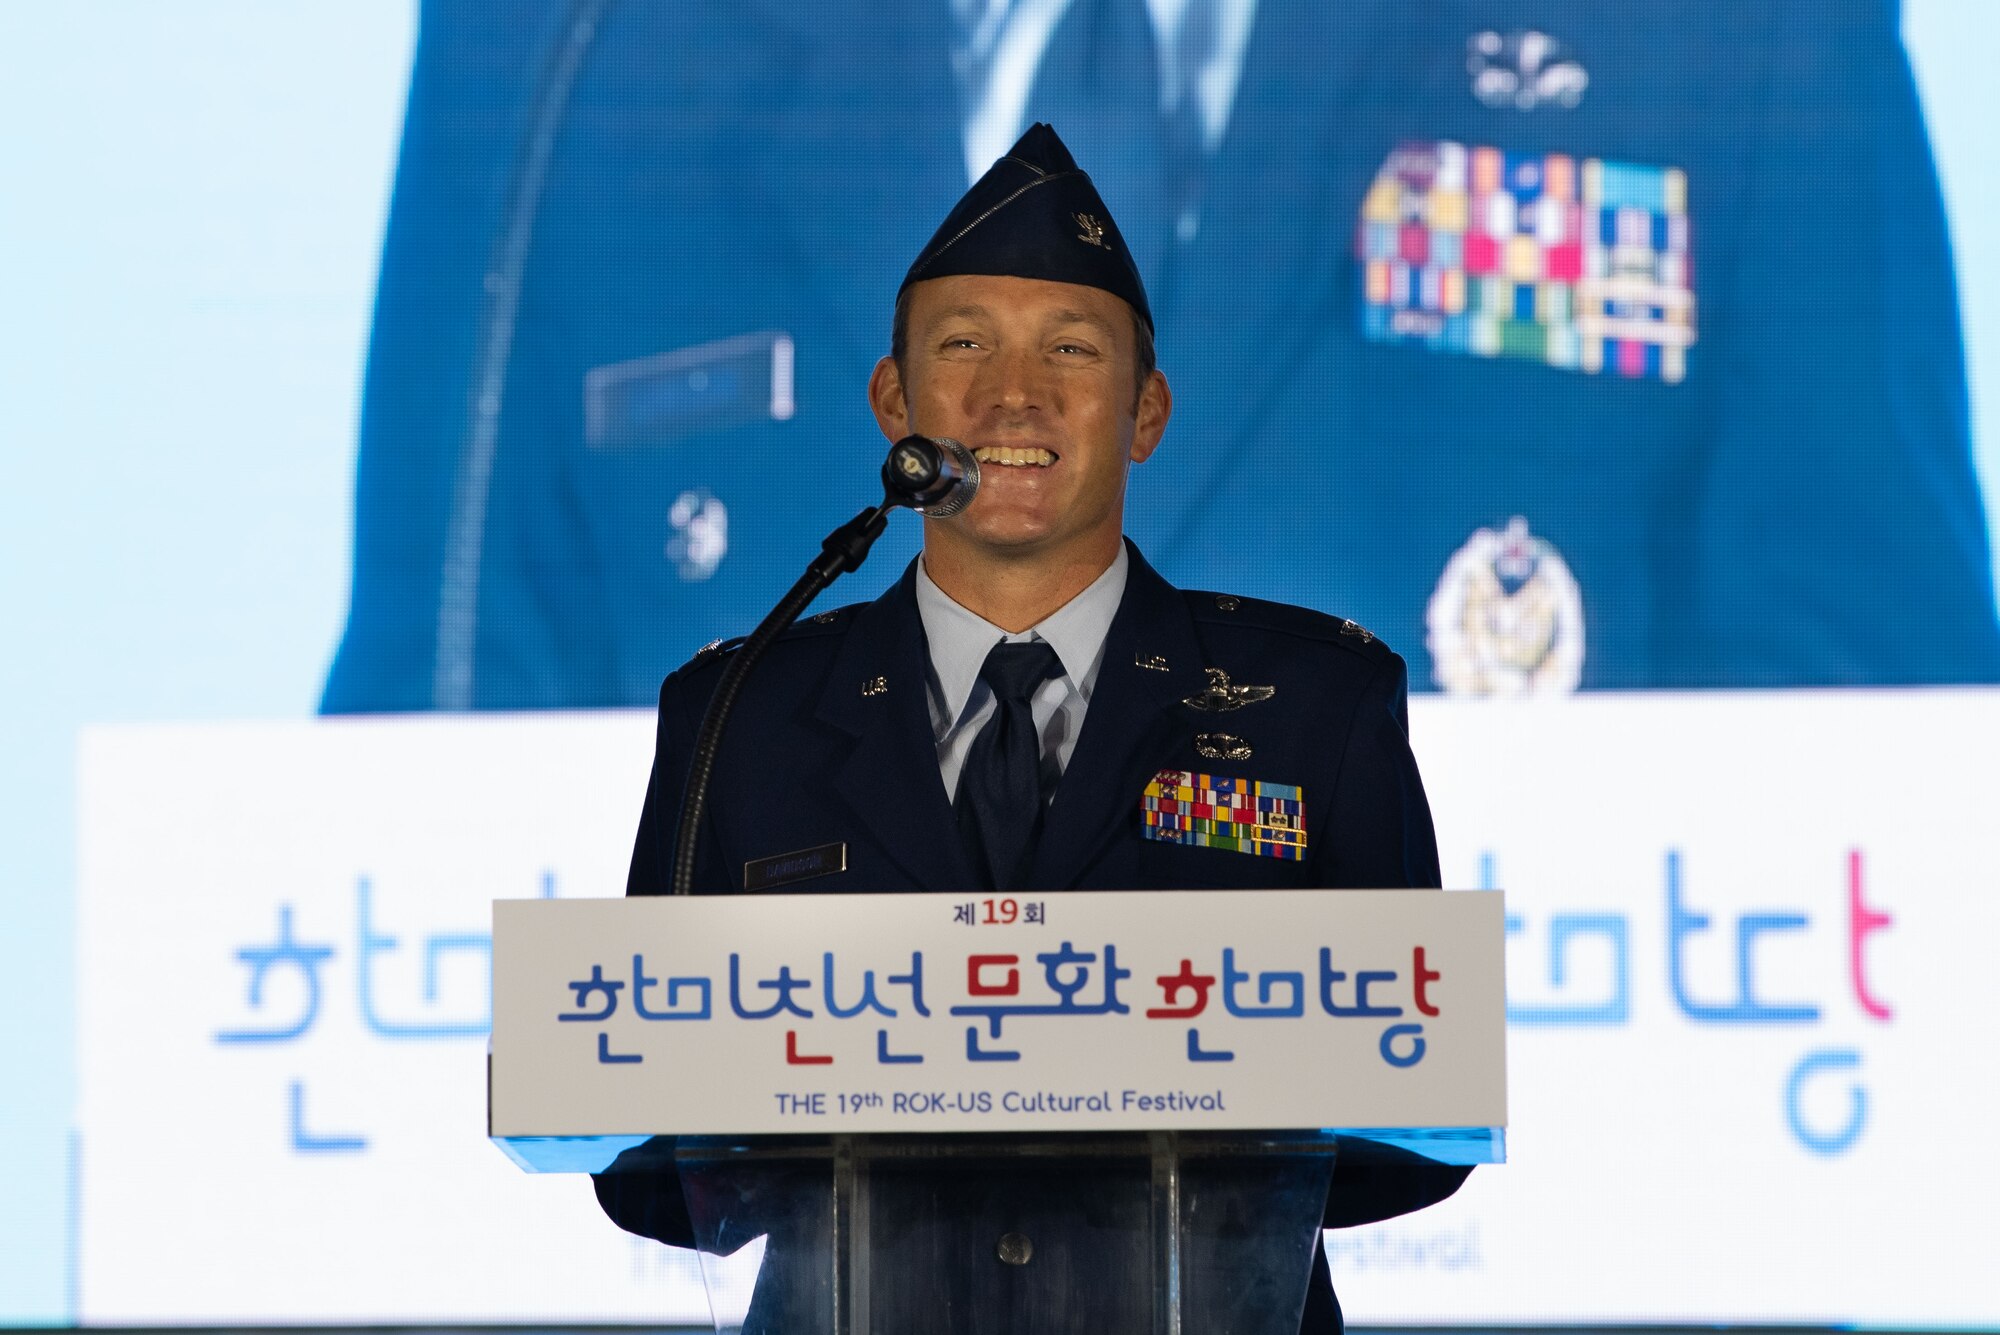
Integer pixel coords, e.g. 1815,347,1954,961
1182,589,1392,661
689,635,746,665
678,600,864,674
796,601,863,631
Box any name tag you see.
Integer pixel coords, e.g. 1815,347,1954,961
743,841,848,891
584,329,796,449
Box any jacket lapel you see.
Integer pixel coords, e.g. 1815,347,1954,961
1029,544,1207,889
814,563,982,891
747,0,966,366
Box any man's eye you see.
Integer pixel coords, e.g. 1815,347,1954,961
1054,342,1094,355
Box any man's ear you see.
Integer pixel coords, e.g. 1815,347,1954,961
868,356,910,443
1130,369,1172,464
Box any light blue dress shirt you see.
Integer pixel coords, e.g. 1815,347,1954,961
952,0,1261,181
915,545,1130,802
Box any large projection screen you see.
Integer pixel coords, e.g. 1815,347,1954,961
6,1,2000,1326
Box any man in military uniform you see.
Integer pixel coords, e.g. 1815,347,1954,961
323,1,1998,712
594,123,1465,1335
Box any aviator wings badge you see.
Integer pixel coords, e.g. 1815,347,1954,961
1182,668,1276,712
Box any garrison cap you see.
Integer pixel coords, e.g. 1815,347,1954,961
900,122,1153,332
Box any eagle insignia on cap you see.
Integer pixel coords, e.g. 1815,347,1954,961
900,124,1153,331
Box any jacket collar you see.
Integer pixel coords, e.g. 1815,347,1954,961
1027,540,1208,888
814,560,981,890
817,541,1205,892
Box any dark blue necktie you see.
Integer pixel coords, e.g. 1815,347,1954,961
955,641,1064,892
1160,0,1219,247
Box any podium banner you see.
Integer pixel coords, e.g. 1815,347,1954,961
489,889,1506,1161
72,695,2000,1326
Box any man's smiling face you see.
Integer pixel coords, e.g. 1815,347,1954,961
871,273,1171,569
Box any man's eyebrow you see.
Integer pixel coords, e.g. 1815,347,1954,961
921,303,1117,336
926,303,994,324
1048,308,1117,334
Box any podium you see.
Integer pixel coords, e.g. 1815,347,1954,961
491,889,1506,1333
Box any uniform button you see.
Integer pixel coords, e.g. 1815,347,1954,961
1215,595,1240,611
996,1232,1033,1266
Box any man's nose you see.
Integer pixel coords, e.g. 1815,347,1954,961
977,343,1048,414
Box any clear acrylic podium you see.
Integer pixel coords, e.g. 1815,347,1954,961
605,1128,1340,1335
491,889,1507,1334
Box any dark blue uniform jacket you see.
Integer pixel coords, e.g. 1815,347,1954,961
596,544,1469,1333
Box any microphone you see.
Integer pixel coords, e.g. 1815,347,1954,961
671,435,977,894
882,435,981,517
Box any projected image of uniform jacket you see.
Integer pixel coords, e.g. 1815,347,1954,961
321,0,2000,712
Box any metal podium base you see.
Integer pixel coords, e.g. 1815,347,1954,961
674,1131,1340,1335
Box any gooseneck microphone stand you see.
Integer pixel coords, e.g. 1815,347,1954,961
669,436,979,897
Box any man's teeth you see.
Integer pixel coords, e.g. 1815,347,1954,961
973,446,1056,467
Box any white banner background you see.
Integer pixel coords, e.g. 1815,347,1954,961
75,694,2000,1325
489,889,1505,1140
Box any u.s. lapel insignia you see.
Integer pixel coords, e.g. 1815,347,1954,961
1195,733,1252,761
1426,516,1583,696
1141,769,1305,861
1074,212,1107,247
1135,652,1170,672
667,488,730,580
1182,667,1276,712
860,675,888,697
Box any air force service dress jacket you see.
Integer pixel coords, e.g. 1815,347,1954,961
597,544,1468,1333
324,0,1999,713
